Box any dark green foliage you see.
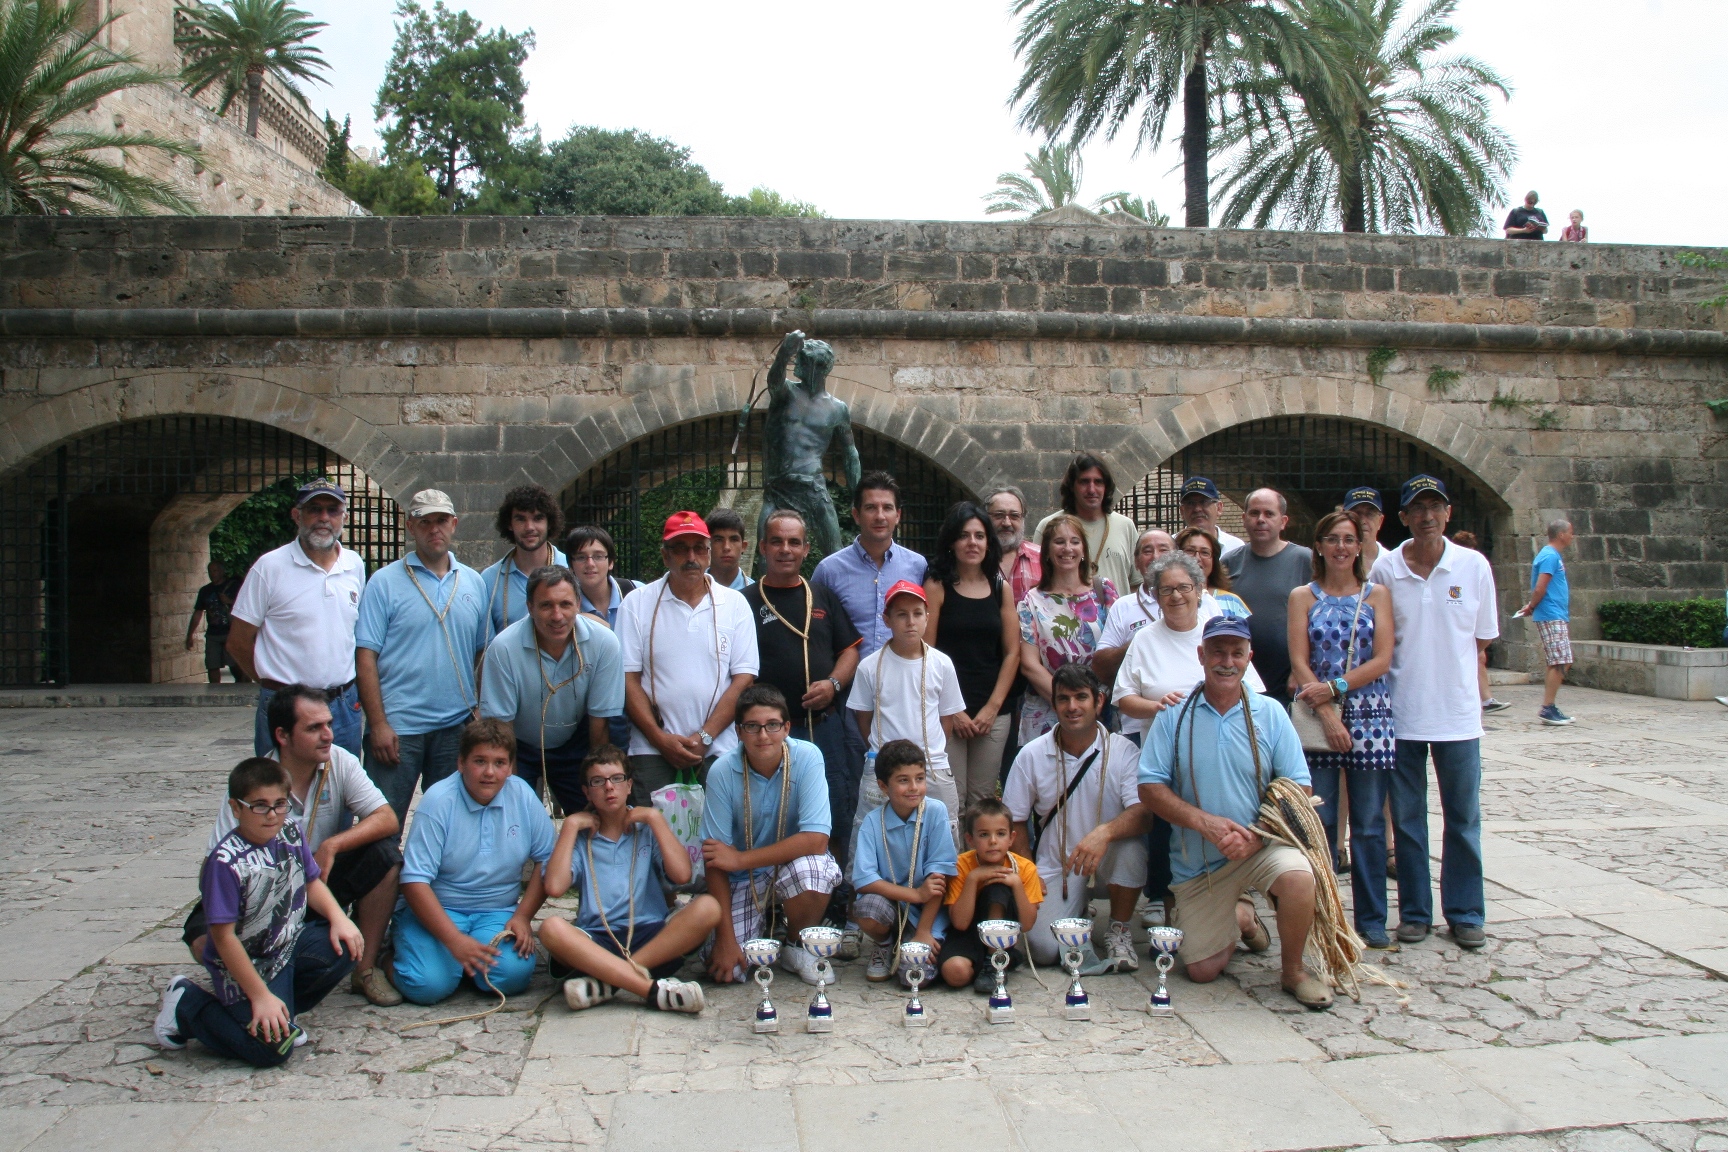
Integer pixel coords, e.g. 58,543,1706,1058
1426,365,1462,395
320,112,349,182
1366,346,1396,385
338,152,442,214
1598,599,1727,648
540,127,732,216
176,0,328,138
208,473,318,573
1676,251,1726,308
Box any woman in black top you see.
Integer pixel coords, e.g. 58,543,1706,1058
924,501,1020,810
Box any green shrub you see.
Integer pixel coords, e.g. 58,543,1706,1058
1598,598,1727,647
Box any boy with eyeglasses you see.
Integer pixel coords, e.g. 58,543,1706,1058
699,685,841,986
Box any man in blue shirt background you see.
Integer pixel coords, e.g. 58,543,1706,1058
1519,518,1576,726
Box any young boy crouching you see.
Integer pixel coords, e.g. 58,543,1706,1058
539,746,717,1013
851,740,958,983
154,758,364,1065
941,798,1043,992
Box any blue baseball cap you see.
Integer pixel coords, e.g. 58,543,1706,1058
1398,474,1451,508
295,478,349,507
1180,476,1221,501
1202,615,1253,643
1344,486,1383,512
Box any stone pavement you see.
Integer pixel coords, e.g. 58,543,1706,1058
1,684,1725,1151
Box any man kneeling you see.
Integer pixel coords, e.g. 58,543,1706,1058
701,685,842,986
1138,616,1333,1009
392,719,555,1005
539,746,714,1012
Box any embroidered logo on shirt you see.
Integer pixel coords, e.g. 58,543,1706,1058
1448,586,1462,599
349,590,359,605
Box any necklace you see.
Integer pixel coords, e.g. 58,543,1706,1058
403,557,475,714
879,797,926,959
1053,723,1110,900
759,579,816,741
644,575,723,739
583,819,639,959
739,743,794,929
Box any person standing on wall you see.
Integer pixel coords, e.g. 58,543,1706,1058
1224,489,1314,705
1503,190,1548,239
1179,477,1246,556
228,479,367,758
1518,519,1576,727
1035,454,1140,593
187,560,247,684
480,485,566,632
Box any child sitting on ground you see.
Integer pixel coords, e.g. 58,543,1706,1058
851,739,958,983
537,746,716,1013
154,757,364,1066
941,797,1043,991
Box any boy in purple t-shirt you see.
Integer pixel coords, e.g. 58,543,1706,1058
153,758,363,1066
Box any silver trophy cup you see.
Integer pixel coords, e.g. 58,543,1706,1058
799,926,842,1033
743,937,781,1034
898,941,933,1028
1050,917,1093,1021
1147,925,1184,1016
976,919,1020,1024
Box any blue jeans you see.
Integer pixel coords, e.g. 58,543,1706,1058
391,904,537,1005
366,722,464,827
809,710,854,871
837,692,868,870
254,683,363,758
1389,739,1484,929
1309,760,1392,936
174,928,352,1067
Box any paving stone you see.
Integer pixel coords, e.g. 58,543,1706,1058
1440,1041,1727,1128
610,1089,797,1152
1619,1034,1728,1105
1315,1051,1532,1142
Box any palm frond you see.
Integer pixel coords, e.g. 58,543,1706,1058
984,141,1084,216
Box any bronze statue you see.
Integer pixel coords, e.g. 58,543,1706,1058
757,330,859,558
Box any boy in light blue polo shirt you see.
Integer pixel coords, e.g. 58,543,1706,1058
391,719,555,1005
357,490,494,824
851,740,958,984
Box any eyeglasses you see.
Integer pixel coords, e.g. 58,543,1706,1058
989,510,1024,523
572,550,611,565
239,799,291,815
586,774,629,789
1319,535,1360,547
1182,546,1213,560
1157,583,1197,598
740,720,788,735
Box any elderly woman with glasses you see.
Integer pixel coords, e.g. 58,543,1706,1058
1174,527,1250,619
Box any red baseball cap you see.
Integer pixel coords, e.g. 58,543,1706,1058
882,579,927,610
662,511,711,541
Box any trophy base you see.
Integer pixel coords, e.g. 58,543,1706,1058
1064,995,1091,1022
904,1007,930,1028
986,997,1015,1025
806,1009,834,1034
1148,997,1175,1018
754,1011,779,1034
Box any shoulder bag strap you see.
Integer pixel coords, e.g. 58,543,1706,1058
1030,748,1099,859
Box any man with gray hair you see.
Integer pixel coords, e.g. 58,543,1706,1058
1225,488,1313,705
1094,529,1176,686
986,485,1042,603
1517,518,1576,725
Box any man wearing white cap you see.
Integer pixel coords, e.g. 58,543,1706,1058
228,478,369,757
357,490,494,823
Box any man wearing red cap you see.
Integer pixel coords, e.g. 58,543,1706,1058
618,512,760,803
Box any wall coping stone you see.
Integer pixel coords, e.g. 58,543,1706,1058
1570,640,1728,667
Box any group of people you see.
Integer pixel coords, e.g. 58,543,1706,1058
1503,190,1588,241
159,455,1577,1065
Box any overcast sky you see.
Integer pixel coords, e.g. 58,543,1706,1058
298,0,1728,248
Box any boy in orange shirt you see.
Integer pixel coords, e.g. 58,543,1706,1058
940,798,1043,991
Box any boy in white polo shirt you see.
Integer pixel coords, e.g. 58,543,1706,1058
1369,475,1498,951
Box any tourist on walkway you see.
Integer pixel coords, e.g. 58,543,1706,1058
356,490,492,825
619,512,758,804
479,565,624,815
1138,615,1332,1008
1017,515,1118,744
1504,190,1548,239
1560,210,1588,242
1224,489,1314,704
1369,475,1497,950
1344,487,1386,570
925,502,1020,812
228,479,367,757
1179,477,1245,555
1176,527,1251,619
1520,519,1576,726
1288,511,1397,948
1094,529,1175,687
480,485,566,631
186,560,245,684
1036,454,1140,592
566,526,639,632
986,485,1042,604
705,507,754,591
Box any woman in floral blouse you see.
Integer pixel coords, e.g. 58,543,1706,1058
1016,513,1118,743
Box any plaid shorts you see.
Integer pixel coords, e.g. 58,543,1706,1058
1536,618,1573,666
729,853,843,944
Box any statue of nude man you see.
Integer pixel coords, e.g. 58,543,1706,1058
758,330,860,558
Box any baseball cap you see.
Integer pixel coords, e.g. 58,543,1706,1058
1180,476,1221,501
882,579,927,610
1399,474,1451,508
295,478,348,507
1202,615,1253,642
1344,486,1383,512
661,511,711,541
406,489,456,518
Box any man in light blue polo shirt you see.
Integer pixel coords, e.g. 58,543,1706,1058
480,566,624,814
480,484,567,631
392,719,556,1005
1138,615,1331,1009
357,490,494,824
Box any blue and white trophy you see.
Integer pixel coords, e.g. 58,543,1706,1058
799,926,841,1033
898,941,932,1028
1147,925,1183,1017
977,919,1020,1024
743,937,781,1034
1051,917,1093,1021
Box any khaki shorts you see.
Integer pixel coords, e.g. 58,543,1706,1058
1169,844,1312,964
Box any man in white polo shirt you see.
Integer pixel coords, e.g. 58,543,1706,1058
228,478,368,757
1093,528,1175,687
619,511,759,805
1369,475,1498,951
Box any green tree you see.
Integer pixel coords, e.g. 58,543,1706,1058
1010,0,1330,227
376,0,532,210
537,127,730,215
1214,0,1514,234
340,152,441,214
1095,191,1171,224
1,0,197,214
175,0,328,139
319,111,348,182
984,141,1084,215
735,185,825,218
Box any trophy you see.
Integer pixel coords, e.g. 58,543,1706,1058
1147,925,1184,1016
743,937,781,1034
898,941,933,1028
799,926,841,1033
1050,917,1093,1021
976,919,1020,1024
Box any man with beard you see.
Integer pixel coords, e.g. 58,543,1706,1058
986,485,1042,605
481,485,566,631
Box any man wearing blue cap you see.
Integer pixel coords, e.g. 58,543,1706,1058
1179,477,1245,557
228,478,368,758
1343,487,1386,570
1368,475,1498,950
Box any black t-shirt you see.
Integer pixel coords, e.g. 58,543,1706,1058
195,580,236,635
1504,206,1548,239
745,580,863,726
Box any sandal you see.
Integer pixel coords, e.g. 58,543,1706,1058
651,978,706,1014
563,977,618,1011
1283,972,1334,1010
1238,899,1271,953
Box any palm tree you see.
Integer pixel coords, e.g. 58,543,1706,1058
1095,192,1171,225
984,141,1084,216
1213,0,1515,234
175,0,328,139
1010,0,1332,227
0,0,197,214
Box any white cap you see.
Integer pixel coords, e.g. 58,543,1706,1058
406,489,457,518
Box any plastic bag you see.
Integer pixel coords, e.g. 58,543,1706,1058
650,770,705,893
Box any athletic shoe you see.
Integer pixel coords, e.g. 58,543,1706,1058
352,967,403,1007
1451,923,1487,950
972,967,996,995
1105,920,1140,972
864,940,893,982
838,924,863,962
1482,698,1511,714
1539,704,1574,726
1396,921,1430,944
563,976,619,1011
650,978,705,1014
781,942,826,986
1360,930,1399,952
291,1026,308,1048
153,975,191,1049
1141,901,1166,928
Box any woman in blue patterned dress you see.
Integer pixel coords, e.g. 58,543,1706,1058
1288,510,1397,948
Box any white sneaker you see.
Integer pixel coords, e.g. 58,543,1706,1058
864,940,893,982
563,976,618,1011
781,942,827,986
291,1026,308,1048
1141,901,1166,928
1106,920,1140,972
650,978,705,1014
153,975,191,1049
838,924,863,961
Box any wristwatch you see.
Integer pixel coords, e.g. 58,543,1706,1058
1331,677,1350,699
698,730,713,748
827,677,844,695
